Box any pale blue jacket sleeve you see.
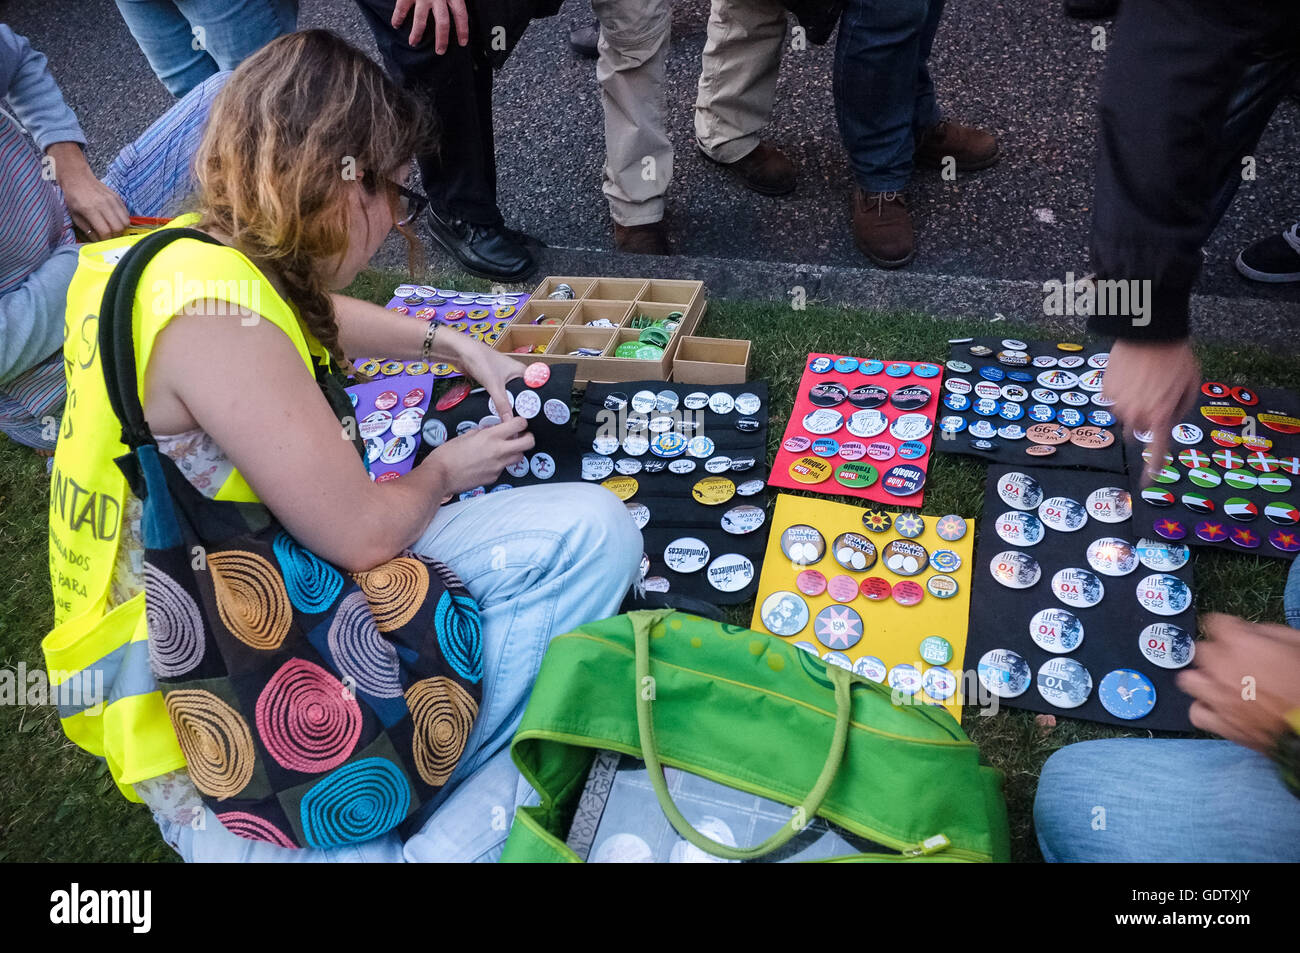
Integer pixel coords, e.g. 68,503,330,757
0,244,76,386
0,22,86,150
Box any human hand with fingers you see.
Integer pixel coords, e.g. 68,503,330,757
47,142,129,241
1102,338,1202,479
422,414,534,495
391,0,470,53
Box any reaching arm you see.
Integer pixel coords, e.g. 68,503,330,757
0,242,78,385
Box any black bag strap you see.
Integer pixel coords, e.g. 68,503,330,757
97,227,225,451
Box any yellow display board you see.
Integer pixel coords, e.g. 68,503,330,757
750,493,975,720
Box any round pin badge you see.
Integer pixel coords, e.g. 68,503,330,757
790,456,833,484
1037,369,1079,390
625,502,650,530
1230,526,1262,549
530,452,556,479
1037,658,1093,709
890,386,932,411
885,362,912,378
543,399,571,426
1194,519,1229,543
888,663,923,696
978,649,1032,698
1087,409,1115,427
811,437,840,457
832,532,878,571
504,456,530,478
997,471,1044,510
420,417,448,448
1181,491,1215,514
804,408,845,435
1031,608,1084,653
945,360,973,374
389,407,425,438
781,525,826,565
1087,537,1139,576
1027,423,1071,446
1260,475,1294,494
859,576,892,601
882,463,927,497
833,461,879,490
973,397,1001,417
1032,355,1059,369
969,420,997,439
1265,501,1300,525
838,440,868,461
894,513,925,538
630,390,657,414
1187,468,1222,489
929,550,962,574
833,357,860,374
513,389,542,420
796,569,827,597
845,409,888,439
1136,573,1192,616
945,378,973,396
687,436,716,459
943,393,971,413
455,420,477,437
865,440,896,462
364,437,383,464
1134,538,1190,572
705,456,733,474
706,553,754,593
736,478,766,497
691,476,735,505
814,605,864,650
1152,517,1187,541
861,509,892,533
707,392,736,415
809,381,849,408
720,504,765,536
782,434,812,454
664,537,710,573
978,368,1006,386
853,656,888,683
523,362,550,388
922,571,958,601
921,666,957,702
996,510,1045,546
897,440,928,460
759,591,809,637
999,403,1025,423
1039,496,1088,532
826,574,860,604
360,409,393,439
649,432,686,458
1170,422,1204,445
592,433,621,455
1141,488,1174,508
623,433,650,457
1056,408,1084,428
653,390,679,414
919,636,953,666
1139,622,1195,670
858,360,886,375
1085,487,1132,523
1099,669,1157,720
808,356,834,373
935,515,968,541
1052,567,1105,608
889,413,933,441
848,383,889,409
1270,528,1300,553
681,391,708,411
381,434,417,464
1060,391,1090,408
882,539,928,576
914,363,941,379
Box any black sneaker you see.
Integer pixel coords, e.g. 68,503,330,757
569,19,599,59
426,208,536,283
1235,224,1300,283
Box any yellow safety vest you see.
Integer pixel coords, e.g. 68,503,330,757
42,215,330,800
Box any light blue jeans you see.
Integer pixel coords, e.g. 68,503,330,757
114,0,297,97
158,482,644,862
1034,558,1300,862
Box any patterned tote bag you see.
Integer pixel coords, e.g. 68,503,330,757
100,228,483,849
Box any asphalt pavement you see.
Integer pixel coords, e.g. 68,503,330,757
7,0,1300,329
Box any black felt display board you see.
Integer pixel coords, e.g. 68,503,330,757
414,363,580,491
934,336,1127,473
1125,383,1300,562
577,381,770,605
965,465,1196,730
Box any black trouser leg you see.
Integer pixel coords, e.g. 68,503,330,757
354,0,503,226
1089,0,1300,340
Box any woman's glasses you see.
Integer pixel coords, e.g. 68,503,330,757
372,173,429,227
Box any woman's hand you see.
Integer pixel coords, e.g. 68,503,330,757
48,142,129,241
1178,613,1300,753
1102,338,1202,479
440,333,527,423
391,0,469,53
423,415,534,495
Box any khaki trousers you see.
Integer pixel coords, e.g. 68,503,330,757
593,0,787,225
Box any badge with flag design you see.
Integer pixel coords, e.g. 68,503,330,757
1200,405,1245,426
1258,475,1293,494
1247,453,1279,472
1270,529,1300,553
1223,497,1258,521
1230,527,1261,549
1210,429,1242,447
1242,434,1273,452
1142,487,1175,507
1178,449,1212,468
1259,412,1300,435
1265,502,1299,525
1195,521,1227,542
1212,449,1245,469
1187,468,1221,488
1276,456,1300,475
1223,469,1258,490
1181,491,1214,513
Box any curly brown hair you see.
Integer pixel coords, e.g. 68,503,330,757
193,29,433,369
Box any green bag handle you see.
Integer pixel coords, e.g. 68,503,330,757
633,613,853,861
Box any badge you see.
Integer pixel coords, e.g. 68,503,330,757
1181,491,1214,513
628,390,656,414
854,656,888,683
885,362,912,378
978,649,1031,698
1265,502,1299,525
1260,412,1300,434
796,569,827,596
1037,658,1093,709
1140,487,1173,508
926,574,959,599
1135,537,1190,572
832,533,877,571
529,452,556,479
991,551,1041,588
390,407,424,437
969,344,993,357
1230,527,1261,548
421,417,448,448
1222,492,1258,518
998,471,1044,510
894,513,925,538
1260,475,1294,494
1031,388,1059,404
649,432,686,457
735,417,761,435
936,515,968,541
1032,355,1059,368
1057,355,1085,369
781,525,826,565
1037,369,1079,390
969,420,997,439
790,456,832,484
809,381,849,407
923,666,957,701
1246,452,1279,472
834,357,860,374
381,434,417,464
944,393,971,413
1025,444,1057,458
736,479,765,496
1170,422,1204,445
1099,669,1157,720
1027,404,1056,423
504,457,530,478
580,454,615,481
1070,426,1115,450
974,397,1001,416
1027,423,1070,446
783,434,812,453
1031,608,1084,653
834,461,878,489
1077,369,1105,392
882,539,927,576
648,415,674,434
705,456,733,474
364,436,383,463
455,420,477,437
1139,622,1195,670
1052,567,1105,608
998,403,1025,422
625,502,650,529
664,537,710,573
1152,517,1187,541
1270,529,1300,553
1039,496,1088,532
861,509,892,533
1059,391,1090,407
1087,409,1115,427
889,413,932,441
1087,537,1138,576
522,362,550,388
811,437,840,457
865,439,896,461
891,386,932,411
914,363,941,379
706,554,754,592
1136,573,1192,616
692,476,735,505
993,510,1042,546
808,356,834,374
543,399,571,425
827,574,860,603
804,408,846,435
708,392,736,415
681,391,708,411
1194,520,1228,542
859,577,892,600
838,440,868,461
892,578,925,607
916,636,952,666
1056,407,1083,428
978,374,1005,391
926,549,960,573
945,378,973,396
882,463,926,496
687,436,716,459
945,360,973,373
1149,465,1180,485
360,410,393,439
623,433,650,456
720,505,764,535
1187,468,1221,488
888,663,923,695
1086,487,1132,523
379,360,404,376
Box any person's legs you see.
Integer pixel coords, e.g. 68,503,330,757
592,0,674,227
101,71,229,217
910,0,945,139
174,0,297,72
401,481,642,859
1034,738,1300,861
1286,556,1300,629
163,808,407,862
114,0,220,98
694,0,788,165
833,0,931,193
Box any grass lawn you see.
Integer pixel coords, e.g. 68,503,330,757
2,267,1294,862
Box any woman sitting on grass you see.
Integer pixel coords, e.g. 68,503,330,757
49,29,642,862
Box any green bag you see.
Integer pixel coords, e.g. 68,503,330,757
501,610,1010,862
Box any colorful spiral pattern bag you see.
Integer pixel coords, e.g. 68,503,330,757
100,229,483,849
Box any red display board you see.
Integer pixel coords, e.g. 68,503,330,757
768,354,941,508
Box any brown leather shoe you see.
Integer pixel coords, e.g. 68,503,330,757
613,220,671,255
915,119,1001,172
701,140,796,196
851,189,914,268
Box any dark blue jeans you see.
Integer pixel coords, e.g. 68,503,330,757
833,0,945,193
